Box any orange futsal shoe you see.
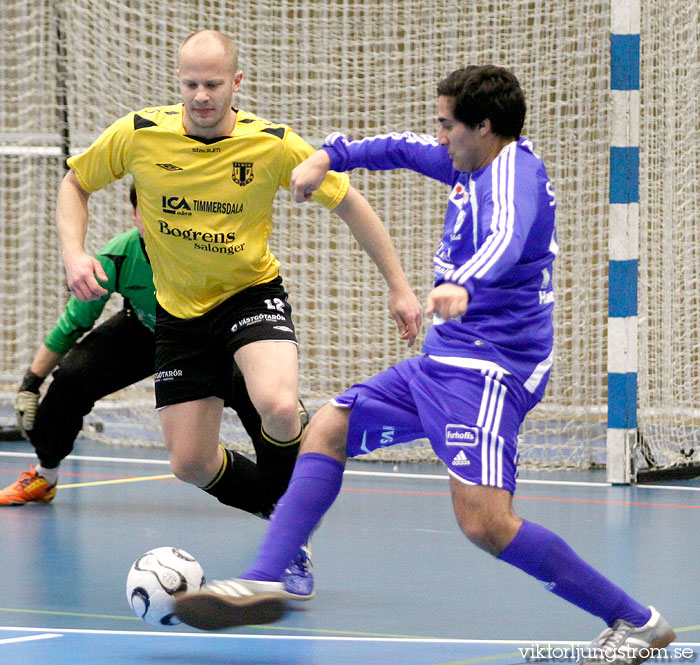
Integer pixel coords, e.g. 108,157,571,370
0,466,57,505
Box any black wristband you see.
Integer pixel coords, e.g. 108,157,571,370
19,369,44,393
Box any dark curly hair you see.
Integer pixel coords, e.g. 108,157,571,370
437,65,526,138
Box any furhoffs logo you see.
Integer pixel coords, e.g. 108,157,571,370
232,162,254,186
445,424,479,447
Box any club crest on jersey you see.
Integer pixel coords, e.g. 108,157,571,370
449,182,468,207
232,162,254,186
445,424,479,447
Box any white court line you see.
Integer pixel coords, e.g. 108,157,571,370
0,632,61,645
1,450,699,492
0,451,170,466
0,627,698,647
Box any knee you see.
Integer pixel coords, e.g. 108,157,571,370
458,511,523,556
49,366,95,405
451,483,522,556
300,403,349,461
255,390,299,427
169,448,215,487
46,372,79,398
458,514,503,555
51,359,87,386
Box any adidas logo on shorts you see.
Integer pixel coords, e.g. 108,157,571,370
451,450,470,466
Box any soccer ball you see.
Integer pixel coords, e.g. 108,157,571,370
126,547,205,626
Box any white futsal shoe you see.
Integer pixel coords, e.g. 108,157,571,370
174,578,286,631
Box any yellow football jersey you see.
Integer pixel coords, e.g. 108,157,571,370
68,104,349,318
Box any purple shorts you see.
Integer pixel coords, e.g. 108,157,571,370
332,355,540,493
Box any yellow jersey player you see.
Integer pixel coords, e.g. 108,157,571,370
55,30,421,600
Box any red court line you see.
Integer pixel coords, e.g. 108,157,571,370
342,488,450,497
340,487,700,510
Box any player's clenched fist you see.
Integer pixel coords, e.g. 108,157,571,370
290,150,332,202
425,282,469,321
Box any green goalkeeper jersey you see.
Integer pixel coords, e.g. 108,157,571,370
44,227,156,354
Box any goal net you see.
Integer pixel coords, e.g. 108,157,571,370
0,0,697,475
636,2,700,479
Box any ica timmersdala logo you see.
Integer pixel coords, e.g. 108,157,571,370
445,424,479,447
162,195,192,215
232,162,254,186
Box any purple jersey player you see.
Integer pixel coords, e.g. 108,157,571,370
324,128,555,492
174,65,674,662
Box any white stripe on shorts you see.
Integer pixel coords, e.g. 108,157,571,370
478,369,507,488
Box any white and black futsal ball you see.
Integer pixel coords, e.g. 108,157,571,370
126,547,205,626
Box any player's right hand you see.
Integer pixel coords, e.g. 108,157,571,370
290,149,332,202
425,282,469,321
15,390,39,438
64,252,109,301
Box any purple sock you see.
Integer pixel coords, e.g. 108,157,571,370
498,520,651,627
241,452,344,582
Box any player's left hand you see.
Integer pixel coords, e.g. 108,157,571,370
388,286,422,347
425,282,469,321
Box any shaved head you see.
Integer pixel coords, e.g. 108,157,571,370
177,30,242,138
178,30,238,76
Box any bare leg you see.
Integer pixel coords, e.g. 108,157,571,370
158,396,224,487
234,341,300,442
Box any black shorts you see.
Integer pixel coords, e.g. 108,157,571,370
154,276,297,409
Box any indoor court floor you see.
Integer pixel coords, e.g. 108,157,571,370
1,436,698,665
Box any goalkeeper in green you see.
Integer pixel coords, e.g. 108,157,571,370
0,185,302,527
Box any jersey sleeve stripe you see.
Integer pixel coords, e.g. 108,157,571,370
473,143,517,278
447,142,517,285
446,147,508,283
349,131,439,147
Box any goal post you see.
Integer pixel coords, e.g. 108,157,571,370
606,0,640,484
0,0,698,479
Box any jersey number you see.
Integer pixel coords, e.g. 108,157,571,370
265,298,285,312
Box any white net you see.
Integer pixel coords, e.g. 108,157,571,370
0,0,695,472
637,0,700,473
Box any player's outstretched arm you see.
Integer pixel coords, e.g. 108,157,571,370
56,170,108,301
333,185,422,347
290,149,331,202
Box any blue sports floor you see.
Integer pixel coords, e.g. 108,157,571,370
1,437,699,665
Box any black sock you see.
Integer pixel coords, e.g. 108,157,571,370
201,445,274,518
254,427,302,510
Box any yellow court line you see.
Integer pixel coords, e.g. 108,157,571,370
0,607,141,622
56,474,175,489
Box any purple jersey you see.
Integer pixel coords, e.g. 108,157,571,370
323,131,557,399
